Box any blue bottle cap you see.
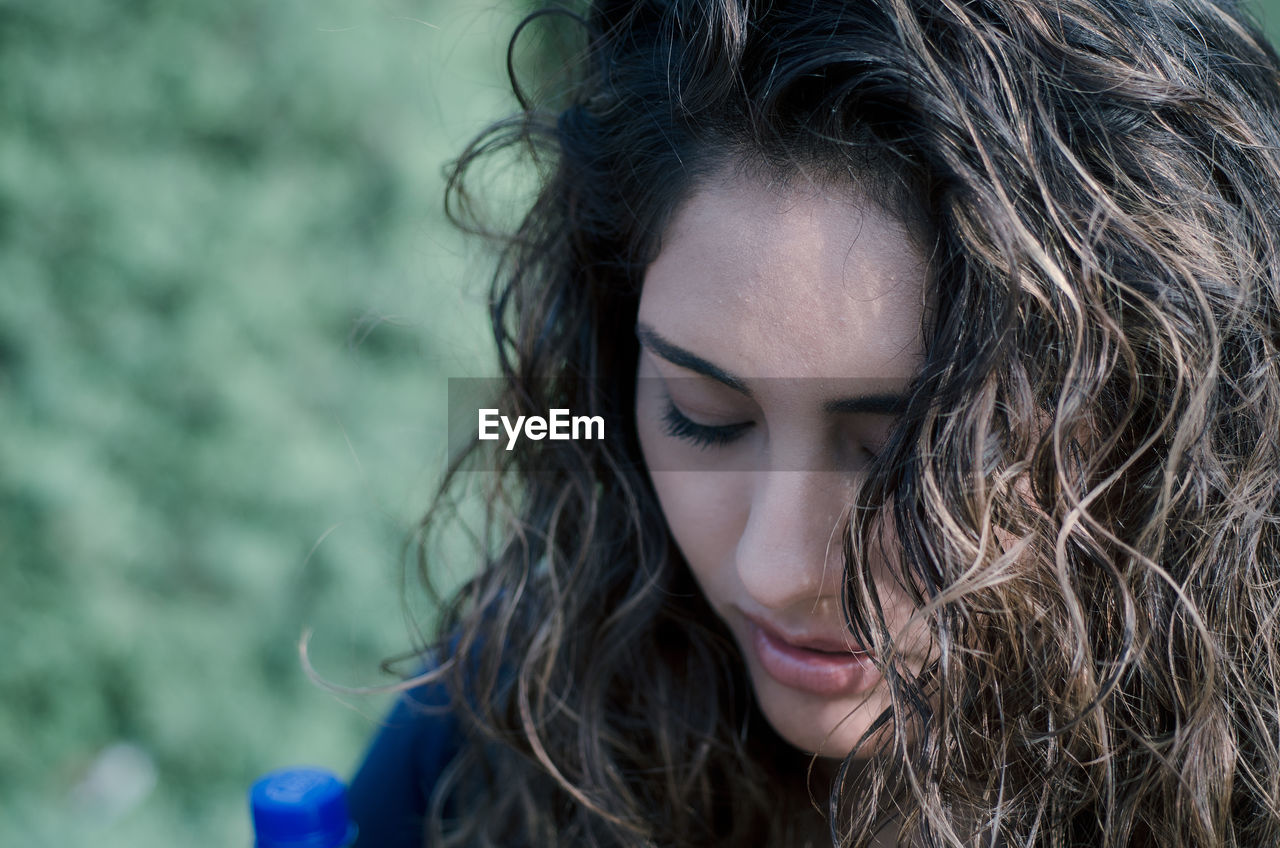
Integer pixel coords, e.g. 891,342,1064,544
250,767,357,848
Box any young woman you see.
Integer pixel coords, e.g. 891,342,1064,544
347,0,1280,845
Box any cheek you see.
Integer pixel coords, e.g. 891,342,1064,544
860,507,932,654
636,391,749,605
647,470,750,612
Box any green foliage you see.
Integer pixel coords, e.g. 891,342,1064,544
0,0,519,844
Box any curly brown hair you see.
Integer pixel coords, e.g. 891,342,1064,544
394,1,1280,845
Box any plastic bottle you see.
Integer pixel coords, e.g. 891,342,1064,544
249,766,357,848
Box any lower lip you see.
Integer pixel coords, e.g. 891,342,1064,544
748,622,879,697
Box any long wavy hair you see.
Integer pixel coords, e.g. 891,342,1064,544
400,0,1280,845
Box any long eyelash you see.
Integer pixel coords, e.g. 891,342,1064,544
661,400,752,448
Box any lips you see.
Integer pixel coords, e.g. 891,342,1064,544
743,614,880,697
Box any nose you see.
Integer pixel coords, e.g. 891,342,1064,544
734,470,853,613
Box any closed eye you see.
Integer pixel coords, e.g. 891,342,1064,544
661,399,753,449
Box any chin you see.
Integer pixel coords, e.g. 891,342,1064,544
749,665,894,760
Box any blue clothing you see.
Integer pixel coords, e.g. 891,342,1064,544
347,674,461,848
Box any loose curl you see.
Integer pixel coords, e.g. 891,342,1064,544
400,1,1280,845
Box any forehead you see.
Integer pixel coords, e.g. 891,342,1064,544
638,174,928,381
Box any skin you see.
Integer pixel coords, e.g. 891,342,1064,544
634,169,933,763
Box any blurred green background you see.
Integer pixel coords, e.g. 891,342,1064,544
4,1,1280,846
0,0,535,844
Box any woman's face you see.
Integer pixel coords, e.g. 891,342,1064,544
635,171,931,759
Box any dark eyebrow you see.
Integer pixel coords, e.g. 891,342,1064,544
635,323,752,396
637,322,908,415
